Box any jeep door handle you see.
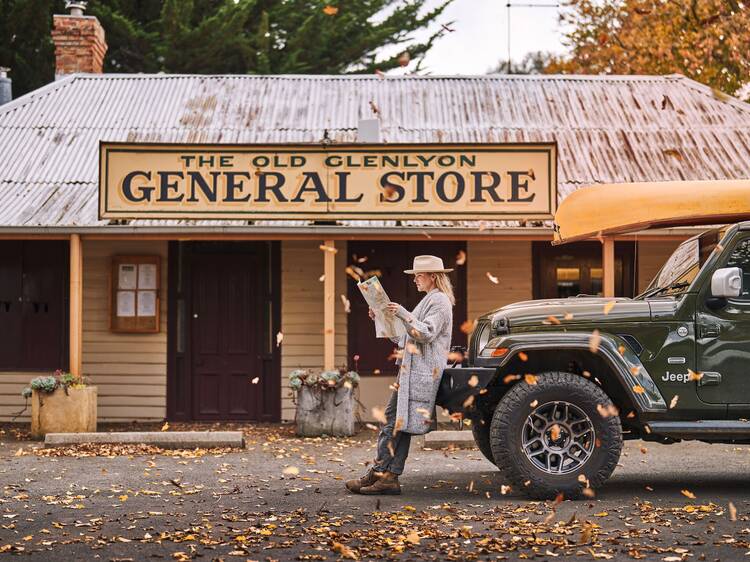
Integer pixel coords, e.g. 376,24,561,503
698,371,722,386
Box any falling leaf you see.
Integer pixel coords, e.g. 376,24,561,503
460,320,476,334
365,423,378,431
319,244,338,254
619,345,627,355
322,5,339,16
486,272,499,284
406,342,421,355
589,330,601,353
503,374,521,384
462,395,475,408
371,407,387,424
549,424,561,440
319,274,325,282
468,375,479,387
161,422,169,432
447,351,464,363
332,541,358,560
530,400,538,407
455,250,467,266
369,100,380,116
345,266,362,282
688,369,703,382
729,501,738,521
640,446,648,454
374,69,385,79
251,377,260,384
398,52,411,67
564,312,574,320
669,395,679,409
630,366,640,376
579,521,594,544
681,489,696,499
404,530,421,545
597,403,619,418
603,301,616,315
663,148,683,160
340,294,351,313
276,331,283,347
632,385,645,394
500,484,511,495
283,466,299,476
119,494,128,502
545,315,561,325
519,352,528,362
524,374,538,385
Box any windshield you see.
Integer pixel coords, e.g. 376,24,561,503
639,228,724,298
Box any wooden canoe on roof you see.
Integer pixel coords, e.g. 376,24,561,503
553,179,750,244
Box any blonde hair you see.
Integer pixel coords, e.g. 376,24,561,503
431,272,455,306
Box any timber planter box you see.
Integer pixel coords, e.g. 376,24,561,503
289,369,359,437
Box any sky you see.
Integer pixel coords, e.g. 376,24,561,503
391,0,569,75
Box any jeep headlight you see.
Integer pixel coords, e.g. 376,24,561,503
475,321,491,354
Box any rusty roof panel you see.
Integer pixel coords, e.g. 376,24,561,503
1,73,749,229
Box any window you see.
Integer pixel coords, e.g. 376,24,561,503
0,241,68,370
726,238,750,301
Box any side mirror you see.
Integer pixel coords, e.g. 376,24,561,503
711,267,742,298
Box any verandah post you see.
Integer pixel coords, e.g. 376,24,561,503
323,239,335,370
69,233,83,376
602,236,615,298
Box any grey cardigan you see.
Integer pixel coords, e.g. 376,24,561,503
391,289,453,435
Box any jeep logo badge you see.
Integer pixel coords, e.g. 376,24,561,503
662,371,691,383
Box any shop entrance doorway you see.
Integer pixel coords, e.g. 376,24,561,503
533,241,636,299
167,242,281,421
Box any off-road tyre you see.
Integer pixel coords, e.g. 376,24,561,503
490,371,622,500
471,416,496,465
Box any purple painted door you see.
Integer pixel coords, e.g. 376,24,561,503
190,252,262,420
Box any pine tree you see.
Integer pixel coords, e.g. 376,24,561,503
1,0,453,98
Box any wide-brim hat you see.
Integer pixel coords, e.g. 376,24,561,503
404,255,454,274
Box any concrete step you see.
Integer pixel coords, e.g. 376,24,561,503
422,430,476,450
44,431,245,449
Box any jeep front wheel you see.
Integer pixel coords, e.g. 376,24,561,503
490,371,622,500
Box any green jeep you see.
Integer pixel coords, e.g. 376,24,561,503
438,222,750,499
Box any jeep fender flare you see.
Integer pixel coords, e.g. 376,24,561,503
481,332,667,413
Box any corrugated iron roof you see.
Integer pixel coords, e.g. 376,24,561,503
1,73,749,230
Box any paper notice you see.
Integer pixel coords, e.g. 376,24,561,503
118,264,137,290
137,290,157,317
357,276,406,339
117,290,136,317
138,263,157,290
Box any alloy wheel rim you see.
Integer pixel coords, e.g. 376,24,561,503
520,400,596,475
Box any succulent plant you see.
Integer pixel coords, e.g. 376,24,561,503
30,376,57,393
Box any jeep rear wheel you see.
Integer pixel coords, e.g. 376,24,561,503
490,371,622,500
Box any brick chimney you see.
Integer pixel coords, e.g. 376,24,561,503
51,1,108,79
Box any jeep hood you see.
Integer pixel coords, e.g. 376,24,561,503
484,297,654,327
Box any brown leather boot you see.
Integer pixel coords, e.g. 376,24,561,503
359,471,401,495
345,468,378,494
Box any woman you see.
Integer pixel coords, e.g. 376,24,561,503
346,255,454,495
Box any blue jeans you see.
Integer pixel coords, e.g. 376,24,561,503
373,391,411,475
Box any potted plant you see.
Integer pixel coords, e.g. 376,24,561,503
21,370,97,439
289,368,359,437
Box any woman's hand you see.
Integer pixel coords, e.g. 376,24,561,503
368,307,376,321
385,302,400,315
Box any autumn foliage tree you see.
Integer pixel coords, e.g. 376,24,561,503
547,0,750,98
